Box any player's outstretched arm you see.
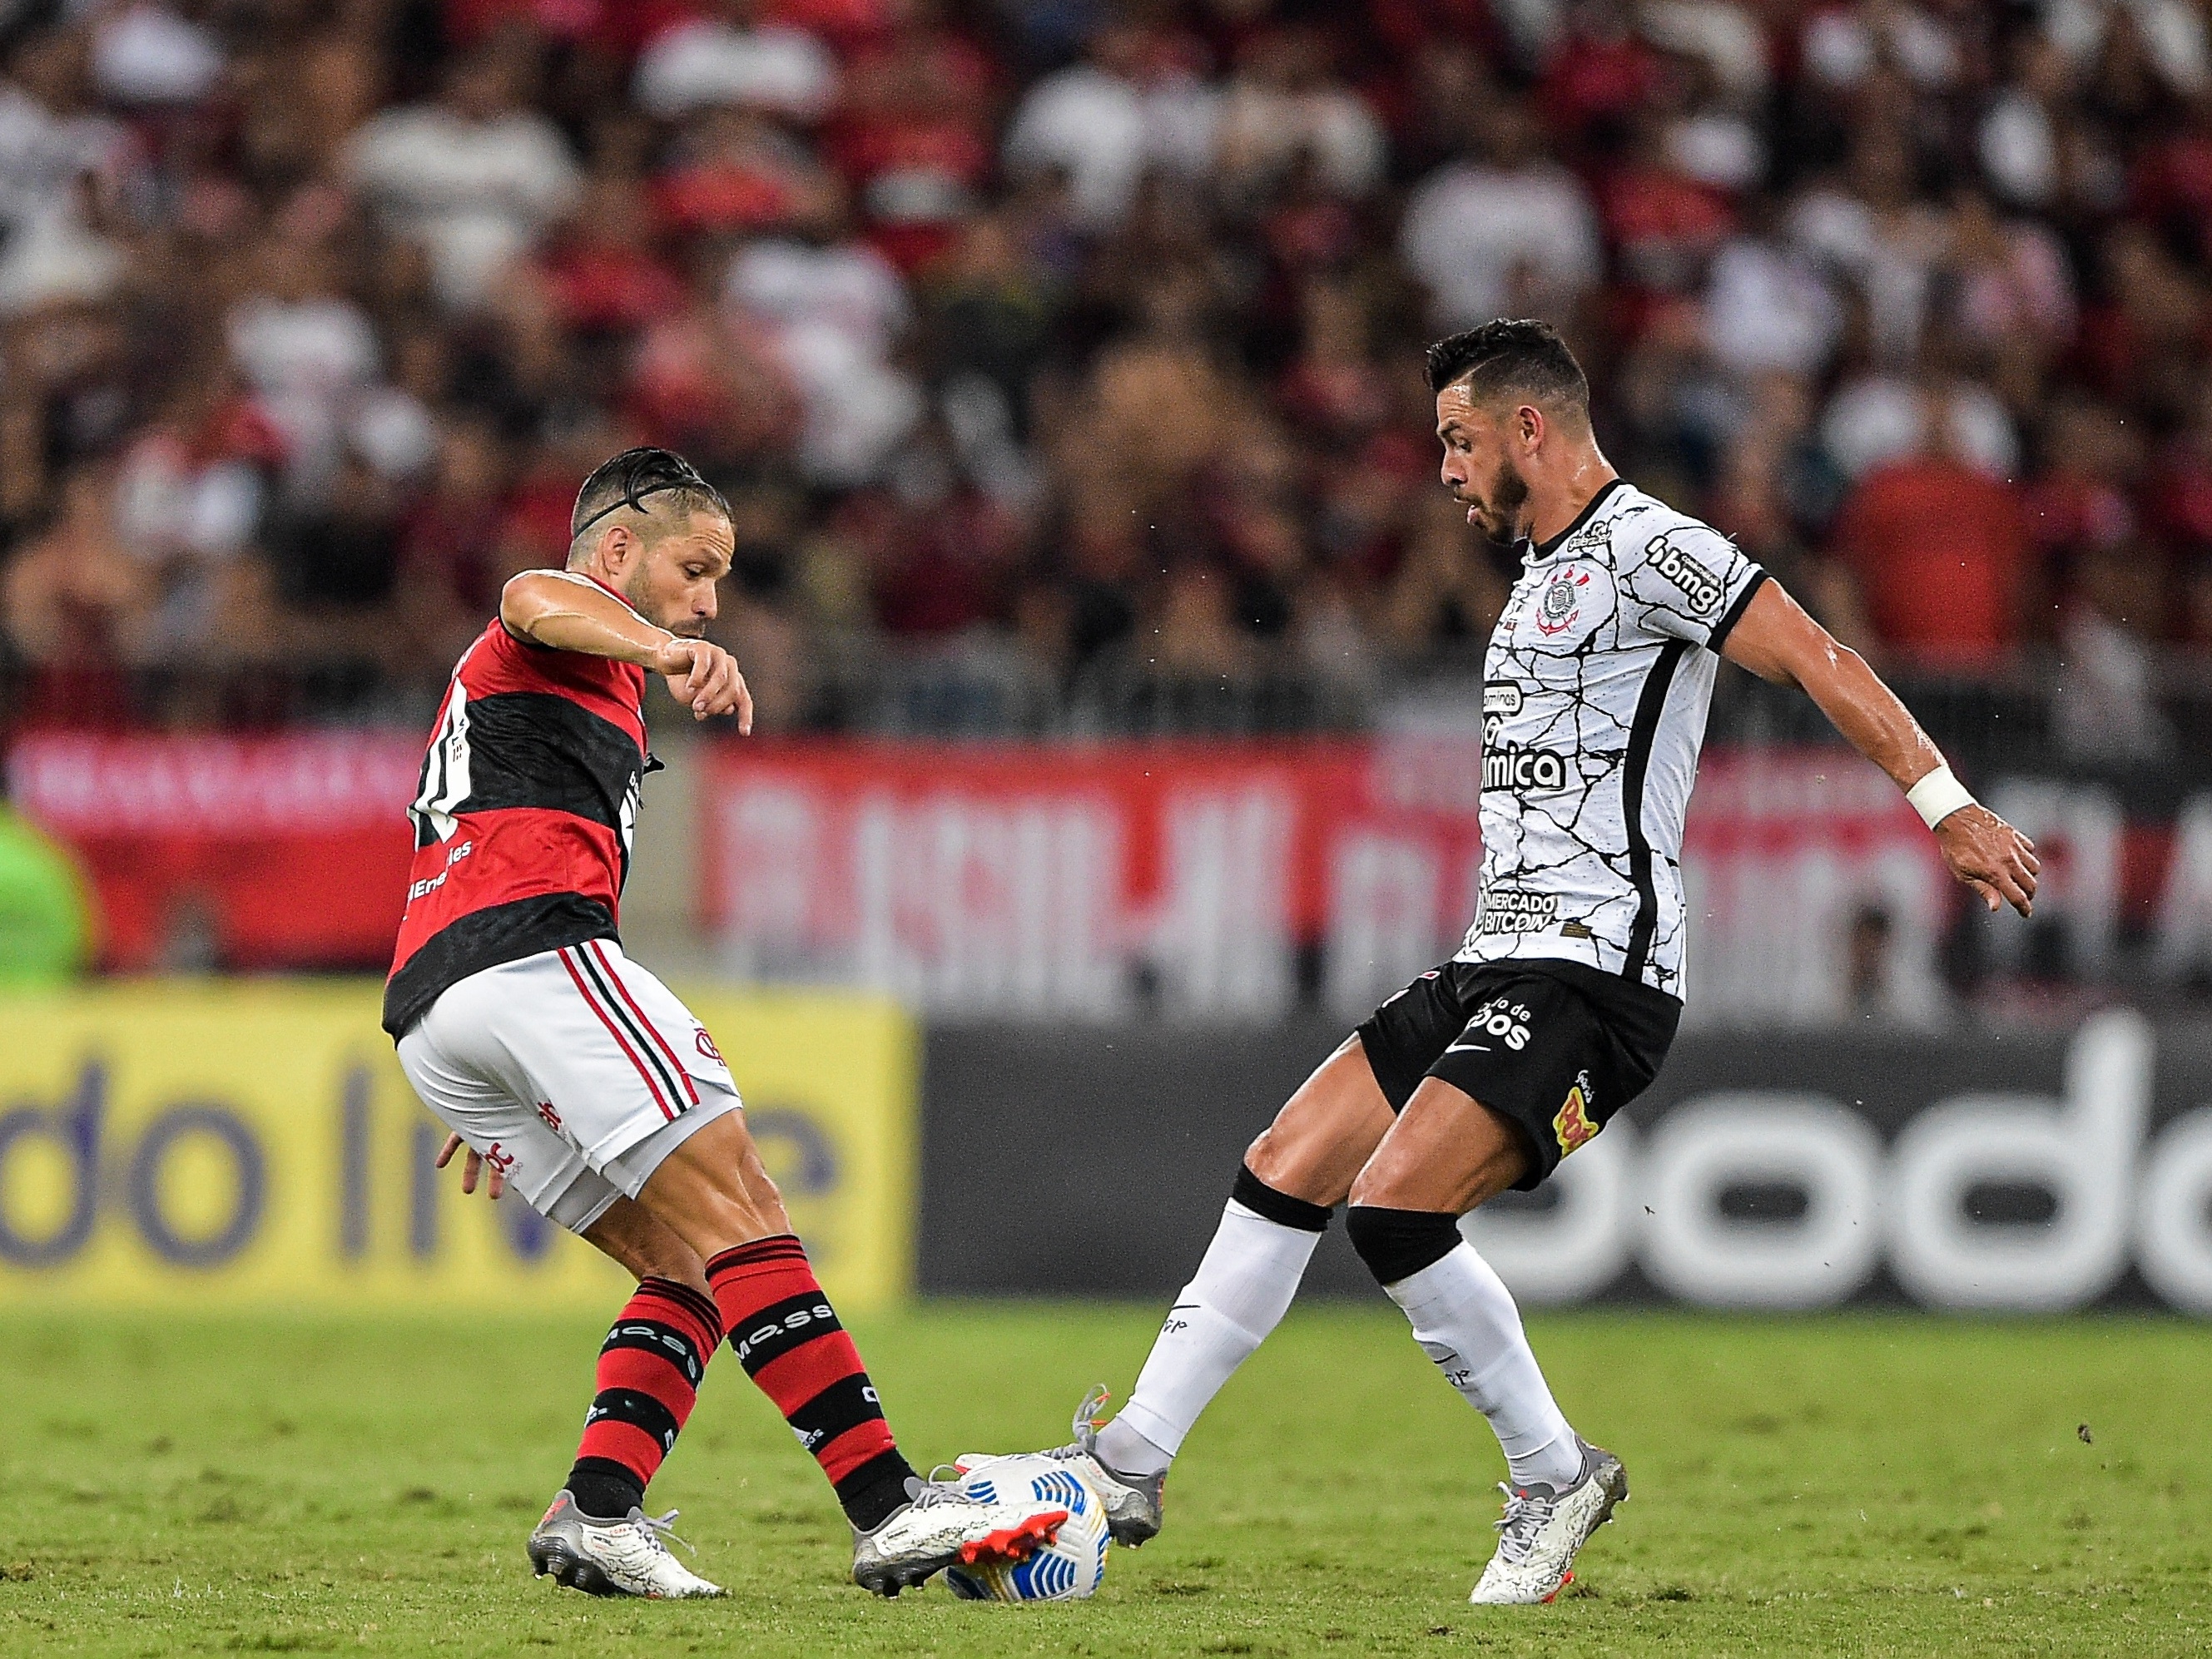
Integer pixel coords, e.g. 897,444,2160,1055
1719,580,2038,917
501,571,754,730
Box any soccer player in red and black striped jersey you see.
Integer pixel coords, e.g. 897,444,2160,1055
390,448,1067,1598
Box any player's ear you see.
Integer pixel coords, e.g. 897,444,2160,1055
597,523,635,576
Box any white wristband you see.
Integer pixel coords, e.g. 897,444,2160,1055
1906,765,1976,830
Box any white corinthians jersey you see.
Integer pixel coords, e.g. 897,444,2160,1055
1459,478,1768,1000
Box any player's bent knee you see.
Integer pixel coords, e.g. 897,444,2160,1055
1343,1204,1461,1285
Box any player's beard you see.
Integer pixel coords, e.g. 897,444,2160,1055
1471,455,1530,545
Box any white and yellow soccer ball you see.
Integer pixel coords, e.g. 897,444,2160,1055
942,1453,1111,1601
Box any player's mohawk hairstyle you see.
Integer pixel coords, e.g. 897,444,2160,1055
570,447,731,542
1425,319,1590,416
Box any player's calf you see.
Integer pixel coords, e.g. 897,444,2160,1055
562,1275,722,1523
524,1273,725,1597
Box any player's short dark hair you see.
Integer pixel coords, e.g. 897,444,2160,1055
569,447,731,545
1425,319,1590,419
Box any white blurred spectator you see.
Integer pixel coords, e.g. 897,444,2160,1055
633,0,838,123
1802,2,1960,90
2043,0,2209,96
1704,228,1843,378
116,438,261,562
1981,37,2073,208
1213,28,1386,204
2054,596,2173,760
725,237,920,484
226,242,379,492
92,2,222,107
1001,24,1217,232
345,54,581,309
1822,374,2020,479
1399,101,1601,331
0,206,122,315
1640,1,1771,103
0,37,127,232
1788,141,1949,362
1667,106,1765,191
349,387,439,484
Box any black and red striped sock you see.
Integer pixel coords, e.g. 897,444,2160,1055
707,1235,915,1532
564,1276,722,1520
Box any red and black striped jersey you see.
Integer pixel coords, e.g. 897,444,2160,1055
384,576,657,1037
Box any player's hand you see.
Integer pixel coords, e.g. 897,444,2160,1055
434,1132,505,1200
653,636,753,732
1935,805,2039,918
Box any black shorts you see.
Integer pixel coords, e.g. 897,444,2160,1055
1354,958,1682,1191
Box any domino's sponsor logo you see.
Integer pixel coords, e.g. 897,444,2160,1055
1484,744,1568,794
1475,890,1558,935
1646,533,1725,615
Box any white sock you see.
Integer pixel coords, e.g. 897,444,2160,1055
1103,1199,1323,1473
1384,1241,1582,1490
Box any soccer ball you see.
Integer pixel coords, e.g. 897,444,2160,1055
942,1453,1111,1601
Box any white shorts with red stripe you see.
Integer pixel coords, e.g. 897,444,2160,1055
396,939,741,1235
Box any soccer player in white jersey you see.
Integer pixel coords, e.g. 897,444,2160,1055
1028,320,2041,1603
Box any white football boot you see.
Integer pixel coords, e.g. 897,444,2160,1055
1467,1438,1628,1605
527,1492,724,1598
1012,1385,1166,1547
851,1475,1069,1597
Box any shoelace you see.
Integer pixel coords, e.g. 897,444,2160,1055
1042,1384,1113,1462
1492,1483,1556,1565
903,1481,985,1513
629,1508,698,1557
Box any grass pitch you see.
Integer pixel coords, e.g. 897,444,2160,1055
1,1305,2207,1657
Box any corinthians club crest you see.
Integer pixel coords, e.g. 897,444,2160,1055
1535,567,1592,636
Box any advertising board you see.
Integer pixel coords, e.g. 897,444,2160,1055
0,983,916,1310
920,1011,2212,1314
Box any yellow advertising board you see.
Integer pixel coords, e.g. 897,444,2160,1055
0,982,916,1310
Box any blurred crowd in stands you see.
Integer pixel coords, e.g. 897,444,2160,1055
4,0,2212,749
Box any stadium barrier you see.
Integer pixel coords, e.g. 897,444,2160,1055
19,730,2212,1020
699,740,2212,1023
918,1009,2212,1315
0,983,916,1311
5,732,419,971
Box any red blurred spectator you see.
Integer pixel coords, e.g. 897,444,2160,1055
821,4,994,272
533,177,687,334
2021,399,2138,566
443,0,688,56
1538,0,1664,151
1277,279,1392,447
399,421,511,614
1833,417,2032,670
648,106,836,238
